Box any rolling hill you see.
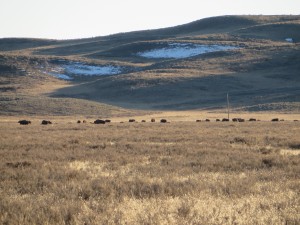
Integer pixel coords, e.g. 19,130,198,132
0,15,299,115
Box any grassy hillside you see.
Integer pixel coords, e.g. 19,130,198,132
0,15,299,115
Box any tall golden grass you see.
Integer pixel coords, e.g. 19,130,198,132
0,119,299,224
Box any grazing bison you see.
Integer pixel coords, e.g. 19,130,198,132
141,120,146,123
233,118,244,122
160,119,167,123
271,118,279,122
151,118,155,122
205,119,210,122
222,118,229,122
129,119,135,123
83,120,87,123
196,120,201,122
294,120,299,122
18,120,31,125
216,119,220,122
105,119,111,123
77,120,81,123
41,120,52,125
94,119,105,124
249,118,256,122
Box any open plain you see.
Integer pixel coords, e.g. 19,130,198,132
0,15,300,224
0,115,300,224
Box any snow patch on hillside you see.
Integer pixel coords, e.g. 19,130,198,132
137,43,236,59
64,63,121,76
43,62,122,80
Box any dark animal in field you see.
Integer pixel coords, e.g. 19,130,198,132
232,118,244,122
216,119,220,122
141,120,146,123
249,118,256,121
129,119,135,123
18,120,31,125
105,119,111,123
83,120,87,123
280,119,285,121
160,119,167,123
294,120,299,122
222,118,229,122
271,118,279,122
94,119,106,124
41,120,52,125
196,120,201,122
205,119,210,122
77,120,81,123
151,118,155,122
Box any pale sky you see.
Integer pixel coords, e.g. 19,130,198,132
0,0,299,40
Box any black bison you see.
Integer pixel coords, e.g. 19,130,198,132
222,118,229,122
151,118,155,122
141,120,146,123
216,119,220,122
160,119,167,123
205,119,210,122
94,119,105,124
249,118,256,121
129,119,135,123
41,120,52,125
232,118,244,122
271,118,279,122
196,120,201,122
83,120,87,123
77,120,81,123
294,120,299,122
18,120,31,125
105,119,111,123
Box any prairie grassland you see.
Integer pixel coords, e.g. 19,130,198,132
0,118,299,225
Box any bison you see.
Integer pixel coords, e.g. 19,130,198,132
41,120,52,125
222,118,229,122
249,118,256,122
77,120,81,123
271,118,279,122
129,119,135,123
160,119,167,123
18,120,31,125
216,119,220,122
105,119,111,123
151,118,155,123
94,119,106,124
196,120,201,122
205,119,210,122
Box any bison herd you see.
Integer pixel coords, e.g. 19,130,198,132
17,117,298,125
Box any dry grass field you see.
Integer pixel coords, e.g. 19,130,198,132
0,116,299,225
1,15,300,224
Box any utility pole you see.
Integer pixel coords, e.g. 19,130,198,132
227,93,230,120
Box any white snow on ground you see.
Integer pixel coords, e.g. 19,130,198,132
49,73,73,80
285,38,293,43
44,62,122,80
137,43,237,59
64,63,121,76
